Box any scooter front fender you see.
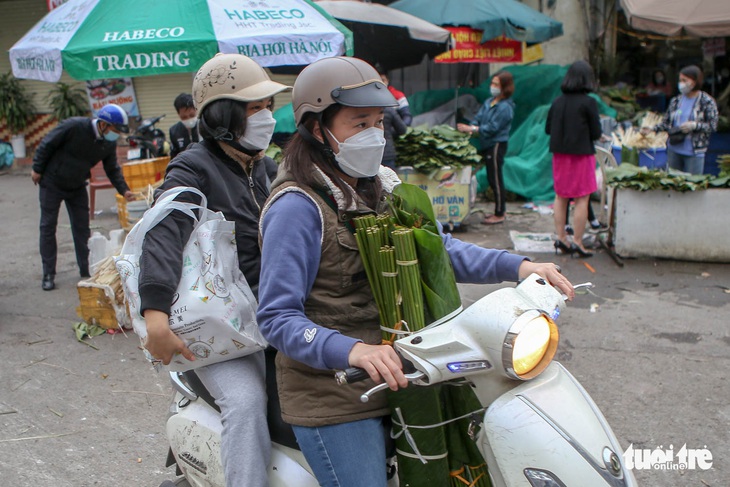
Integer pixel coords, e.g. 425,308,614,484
477,362,637,486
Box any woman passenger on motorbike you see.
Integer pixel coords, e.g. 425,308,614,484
256,56,575,487
138,53,290,487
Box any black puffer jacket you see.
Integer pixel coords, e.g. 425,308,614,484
168,121,200,159
139,139,272,314
32,117,128,193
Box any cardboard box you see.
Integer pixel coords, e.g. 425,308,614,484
396,166,475,228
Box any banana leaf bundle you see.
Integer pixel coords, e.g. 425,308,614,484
394,125,481,174
354,183,491,486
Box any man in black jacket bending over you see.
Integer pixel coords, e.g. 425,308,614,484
31,104,135,291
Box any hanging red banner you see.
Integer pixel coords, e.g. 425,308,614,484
435,27,522,63
47,0,69,10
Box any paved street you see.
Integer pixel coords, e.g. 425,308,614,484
1,168,728,486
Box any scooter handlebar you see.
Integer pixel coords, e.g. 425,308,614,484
335,367,369,385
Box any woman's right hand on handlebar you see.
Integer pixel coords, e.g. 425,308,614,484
143,309,196,364
348,342,408,391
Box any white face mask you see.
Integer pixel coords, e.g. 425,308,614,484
182,118,197,129
678,81,692,95
327,127,386,179
239,109,276,151
490,86,501,97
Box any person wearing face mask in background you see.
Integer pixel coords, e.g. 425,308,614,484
256,57,574,487
642,65,718,175
168,93,200,159
138,53,290,487
457,71,515,225
31,103,135,291
646,69,673,98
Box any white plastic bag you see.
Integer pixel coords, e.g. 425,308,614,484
115,186,267,371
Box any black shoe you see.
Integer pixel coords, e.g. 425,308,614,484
553,239,573,255
80,269,91,278
42,274,55,291
570,243,594,258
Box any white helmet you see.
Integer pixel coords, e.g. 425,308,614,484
192,53,291,115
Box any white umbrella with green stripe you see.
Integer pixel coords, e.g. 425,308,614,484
10,0,353,82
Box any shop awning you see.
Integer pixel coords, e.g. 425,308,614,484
10,0,353,82
620,0,730,37
388,0,563,44
317,0,453,71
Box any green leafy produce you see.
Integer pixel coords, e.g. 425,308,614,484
395,124,481,173
353,184,489,487
718,154,730,177
606,164,730,191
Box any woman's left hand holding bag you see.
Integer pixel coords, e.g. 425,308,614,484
143,309,196,365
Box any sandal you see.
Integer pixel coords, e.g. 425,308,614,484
482,215,505,225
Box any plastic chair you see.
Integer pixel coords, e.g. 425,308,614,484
594,145,618,225
594,145,624,267
88,163,114,220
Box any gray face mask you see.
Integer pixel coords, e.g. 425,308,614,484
490,86,501,97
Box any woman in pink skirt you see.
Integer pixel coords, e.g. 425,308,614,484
545,61,602,257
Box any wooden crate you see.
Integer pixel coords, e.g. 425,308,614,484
116,183,158,230
122,156,170,191
76,257,131,330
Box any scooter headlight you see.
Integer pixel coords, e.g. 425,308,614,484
503,310,558,380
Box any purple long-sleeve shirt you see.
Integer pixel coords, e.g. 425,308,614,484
257,192,527,372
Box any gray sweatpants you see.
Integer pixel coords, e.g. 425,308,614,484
195,351,270,487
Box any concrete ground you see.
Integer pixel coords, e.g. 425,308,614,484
1,168,728,486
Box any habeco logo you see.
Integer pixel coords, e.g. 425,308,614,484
224,9,305,21
623,444,713,470
93,51,190,72
103,27,185,42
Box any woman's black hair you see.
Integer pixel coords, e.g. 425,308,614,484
282,105,382,209
680,65,704,90
198,99,248,142
561,60,597,94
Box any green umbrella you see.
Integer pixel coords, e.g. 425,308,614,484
10,0,353,82
389,0,563,44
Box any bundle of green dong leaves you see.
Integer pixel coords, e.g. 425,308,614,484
354,183,491,487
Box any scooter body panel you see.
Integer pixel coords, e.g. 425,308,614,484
268,445,320,487
477,362,637,486
167,391,321,487
166,397,225,487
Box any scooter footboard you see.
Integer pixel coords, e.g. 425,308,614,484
478,362,637,486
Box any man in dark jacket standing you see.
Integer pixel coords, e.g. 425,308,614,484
31,104,135,290
168,93,199,159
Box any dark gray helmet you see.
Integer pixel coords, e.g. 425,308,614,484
292,57,397,125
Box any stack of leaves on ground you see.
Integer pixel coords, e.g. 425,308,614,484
395,125,481,173
607,163,730,191
354,183,489,487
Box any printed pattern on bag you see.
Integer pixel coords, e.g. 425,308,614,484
115,186,267,372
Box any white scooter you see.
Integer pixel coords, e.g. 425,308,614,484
161,274,638,486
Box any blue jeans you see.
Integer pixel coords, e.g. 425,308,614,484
666,149,705,175
292,417,388,487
